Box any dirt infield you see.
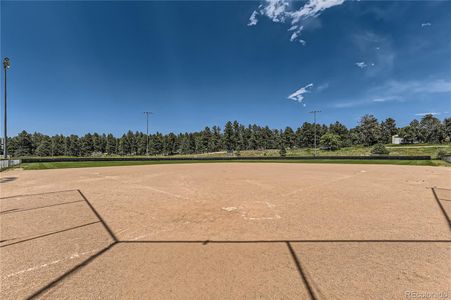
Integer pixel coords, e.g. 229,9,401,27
1,163,450,299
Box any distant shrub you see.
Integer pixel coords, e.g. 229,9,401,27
437,149,448,159
279,144,287,157
320,133,342,150
90,151,104,157
371,144,390,155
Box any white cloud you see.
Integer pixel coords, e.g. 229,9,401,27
248,11,259,26
288,83,314,105
372,96,403,103
352,31,395,77
317,83,329,92
355,62,367,69
415,112,439,116
421,22,431,27
248,0,344,44
333,78,451,109
384,79,451,94
289,0,345,23
263,0,289,23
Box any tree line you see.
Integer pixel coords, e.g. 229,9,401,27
2,114,450,157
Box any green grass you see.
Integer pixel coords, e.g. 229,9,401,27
19,159,449,170
18,144,450,160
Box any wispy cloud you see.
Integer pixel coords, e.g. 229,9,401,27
288,83,314,106
355,62,367,69
383,79,451,94
372,96,403,103
317,82,329,92
352,31,394,77
248,11,259,26
333,78,451,108
248,0,345,44
415,112,439,116
356,61,375,69
421,22,431,27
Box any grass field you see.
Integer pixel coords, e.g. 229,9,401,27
17,144,451,160
19,159,450,170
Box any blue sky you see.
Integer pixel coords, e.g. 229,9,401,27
1,0,450,136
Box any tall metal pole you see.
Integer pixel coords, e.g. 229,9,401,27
3,58,10,159
143,112,153,156
309,110,321,157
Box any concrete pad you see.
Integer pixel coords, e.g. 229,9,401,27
290,242,451,300
37,243,310,299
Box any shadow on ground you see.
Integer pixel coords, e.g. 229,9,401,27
1,188,450,300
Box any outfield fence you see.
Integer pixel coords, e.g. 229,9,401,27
0,159,22,170
20,156,432,163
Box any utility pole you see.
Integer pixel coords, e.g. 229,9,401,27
143,112,153,156
3,58,10,159
309,110,321,157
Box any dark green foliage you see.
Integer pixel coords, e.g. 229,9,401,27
279,143,287,157
5,115,449,158
296,122,315,147
106,134,116,155
223,121,234,151
35,136,52,156
380,118,397,144
80,133,94,156
399,120,421,144
357,114,381,146
444,118,451,142
320,132,341,150
419,114,444,143
12,131,33,157
235,146,241,157
437,149,448,159
371,143,390,155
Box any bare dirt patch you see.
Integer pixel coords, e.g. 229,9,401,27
0,163,450,299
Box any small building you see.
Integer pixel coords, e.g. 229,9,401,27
391,135,403,145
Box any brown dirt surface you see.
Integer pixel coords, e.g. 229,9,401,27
1,163,450,299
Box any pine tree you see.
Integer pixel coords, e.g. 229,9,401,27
14,131,33,157
106,134,116,155
283,127,295,149
35,136,52,156
279,143,287,157
380,118,397,144
357,114,381,146
51,135,65,156
223,121,234,152
80,133,94,156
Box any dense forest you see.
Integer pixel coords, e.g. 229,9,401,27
2,114,450,157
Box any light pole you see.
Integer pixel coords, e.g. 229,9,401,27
143,112,153,156
309,110,321,157
3,57,10,159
